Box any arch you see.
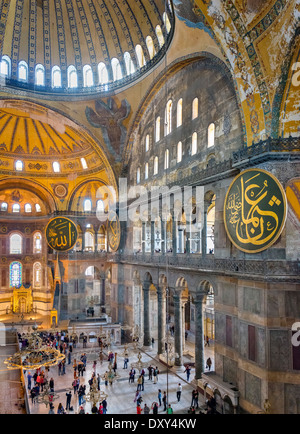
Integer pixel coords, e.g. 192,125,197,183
165,99,173,136
33,262,42,288
192,97,198,120
155,116,161,142
33,231,42,254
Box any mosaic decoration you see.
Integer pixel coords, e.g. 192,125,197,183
224,169,287,253
86,97,131,160
52,184,68,200
45,217,78,252
10,262,22,288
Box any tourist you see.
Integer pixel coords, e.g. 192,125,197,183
144,404,150,414
136,404,142,414
176,383,182,402
152,402,158,414
66,391,72,411
27,372,32,390
102,398,107,414
167,404,173,414
147,365,153,380
57,403,65,414
49,377,54,392
158,389,162,407
137,375,143,391
123,357,129,369
162,391,167,411
153,366,159,384
184,364,191,382
206,357,212,371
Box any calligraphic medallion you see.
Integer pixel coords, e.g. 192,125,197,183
224,169,287,254
107,211,121,252
45,217,78,252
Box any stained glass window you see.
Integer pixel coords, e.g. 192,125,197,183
10,262,22,288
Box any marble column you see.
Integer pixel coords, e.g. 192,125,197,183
194,296,205,379
174,293,183,366
157,288,166,355
151,221,155,254
142,223,146,254
143,285,151,347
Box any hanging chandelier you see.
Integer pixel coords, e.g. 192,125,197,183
85,376,108,407
130,352,149,371
4,325,65,371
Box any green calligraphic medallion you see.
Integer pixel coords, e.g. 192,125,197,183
224,169,287,253
45,217,78,252
107,211,121,252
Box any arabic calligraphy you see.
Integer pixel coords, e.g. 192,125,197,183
224,169,287,253
45,217,78,252
107,211,121,252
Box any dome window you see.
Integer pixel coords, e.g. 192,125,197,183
25,204,32,213
12,204,20,213
53,161,60,173
146,36,156,60
83,65,94,87
135,45,146,68
52,66,62,88
84,199,92,212
1,202,8,212
81,158,88,169
35,64,45,86
35,204,42,213
111,58,123,82
98,63,109,85
18,61,28,82
15,160,23,171
0,55,11,78
124,52,135,76
68,65,78,88
155,25,165,48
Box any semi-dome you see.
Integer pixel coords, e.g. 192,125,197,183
0,0,174,96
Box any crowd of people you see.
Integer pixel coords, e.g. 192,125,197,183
18,329,215,415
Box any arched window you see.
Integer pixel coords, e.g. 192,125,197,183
35,64,45,86
15,160,23,171
135,45,146,68
177,99,183,128
177,141,182,163
124,52,135,75
85,231,94,251
98,62,109,84
192,98,198,120
154,156,158,175
52,66,62,88
0,55,11,78
53,161,60,173
145,163,149,180
145,134,150,152
33,232,42,254
10,262,22,288
164,149,169,170
18,61,28,82
10,234,22,254
83,64,94,87
146,36,156,59
84,199,92,212
96,200,105,214
192,132,197,156
163,12,171,33
136,167,141,185
208,123,215,148
33,262,42,288
165,100,172,136
155,117,161,142
81,158,88,169
111,58,123,81
68,65,78,88
1,202,7,212
25,204,32,213
35,204,41,213
12,204,20,213
155,25,165,48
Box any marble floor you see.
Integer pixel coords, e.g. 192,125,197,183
26,337,215,415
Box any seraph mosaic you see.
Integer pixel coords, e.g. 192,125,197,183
86,98,131,161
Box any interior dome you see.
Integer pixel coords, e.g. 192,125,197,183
0,100,112,178
0,0,174,96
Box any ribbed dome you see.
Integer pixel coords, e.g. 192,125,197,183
0,0,174,96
